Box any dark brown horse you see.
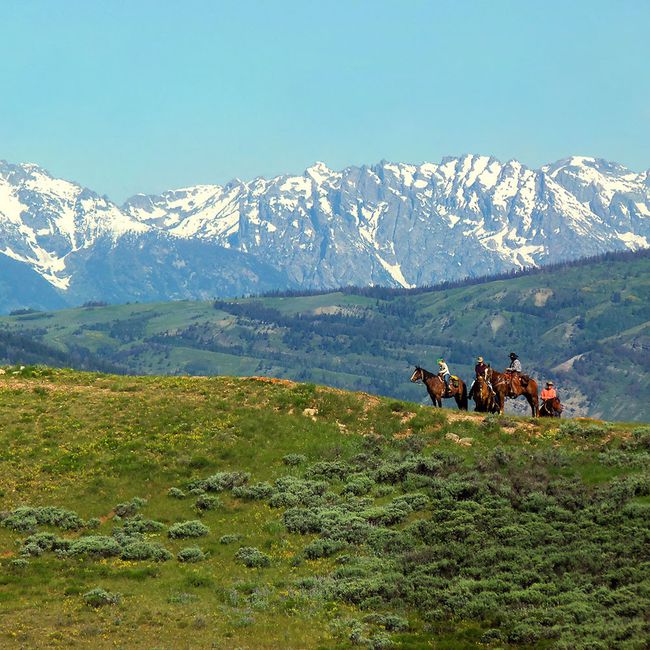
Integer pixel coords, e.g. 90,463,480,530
470,375,499,413
539,397,563,418
486,368,539,417
410,366,468,410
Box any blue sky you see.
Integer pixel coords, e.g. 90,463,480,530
0,0,648,201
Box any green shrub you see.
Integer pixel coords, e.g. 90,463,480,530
232,482,274,500
362,613,409,632
83,587,120,607
283,508,322,534
341,474,374,496
168,520,210,539
113,497,147,518
21,532,71,555
282,453,307,466
64,535,121,558
303,538,345,559
188,471,250,493
20,543,43,557
219,534,242,545
560,421,607,437
167,487,186,499
177,546,208,563
1,506,85,532
119,515,165,535
10,558,29,569
235,547,271,568
269,476,328,508
195,494,221,511
306,461,350,480
120,541,172,562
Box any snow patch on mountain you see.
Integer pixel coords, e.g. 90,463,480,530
1,155,649,305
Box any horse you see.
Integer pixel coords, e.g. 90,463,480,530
539,397,563,418
410,366,468,410
470,375,499,413
486,368,539,417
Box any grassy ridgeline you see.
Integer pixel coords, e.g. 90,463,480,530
1,250,649,422
0,368,649,649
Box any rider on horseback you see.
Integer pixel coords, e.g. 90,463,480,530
504,352,528,395
541,381,561,416
437,358,450,393
506,352,522,374
468,356,490,399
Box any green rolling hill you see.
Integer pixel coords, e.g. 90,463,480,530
0,250,649,421
0,369,648,648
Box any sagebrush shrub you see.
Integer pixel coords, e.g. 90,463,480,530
21,532,71,555
282,453,307,466
177,546,207,563
306,461,350,480
63,535,121,558
120,515,165,535
1,506,85,532
83,588,120,608
303,538,345,560
168,520,210,539
167,487,186,499
341,474,374,496
195,494,221,511
232,482,274,500
235,546,271,568
120,541,172,562
188,471,250,493
113,497,147,518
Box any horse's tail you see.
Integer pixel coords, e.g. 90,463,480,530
459,382,468,411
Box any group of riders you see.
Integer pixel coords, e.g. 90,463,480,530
434,352,563,417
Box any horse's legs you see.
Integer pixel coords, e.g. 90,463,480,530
525,392,538,417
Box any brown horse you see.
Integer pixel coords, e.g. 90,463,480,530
410,366,468,410
470,375,499,413
539,397,563,418
486,368,539,417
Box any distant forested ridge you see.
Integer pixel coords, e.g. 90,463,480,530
0,250,648,421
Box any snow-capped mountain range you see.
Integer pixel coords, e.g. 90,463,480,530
1,155,649,311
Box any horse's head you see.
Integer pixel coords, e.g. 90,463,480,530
553,398,564,413
410,366,424,383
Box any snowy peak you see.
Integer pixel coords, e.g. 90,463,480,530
0,161,147,288
0,155,649,307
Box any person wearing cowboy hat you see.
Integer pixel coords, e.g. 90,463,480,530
436,358,451,392
541,381,561,416
468,356,490,399
541,381,557,401
506,352,522,374
475,356,489,379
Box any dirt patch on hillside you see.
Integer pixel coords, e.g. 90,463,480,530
534,288,553,307
247,376,297,387
358,393,382,412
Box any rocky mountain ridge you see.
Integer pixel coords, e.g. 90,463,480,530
0,155,648,311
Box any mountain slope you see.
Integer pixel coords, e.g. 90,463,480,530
1,155,649,311
2,250,648,421
0,369,648,649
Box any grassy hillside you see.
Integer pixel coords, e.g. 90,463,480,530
0,368,649,649
0,251,649,420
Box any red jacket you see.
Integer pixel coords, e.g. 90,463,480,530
541,387,557,400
